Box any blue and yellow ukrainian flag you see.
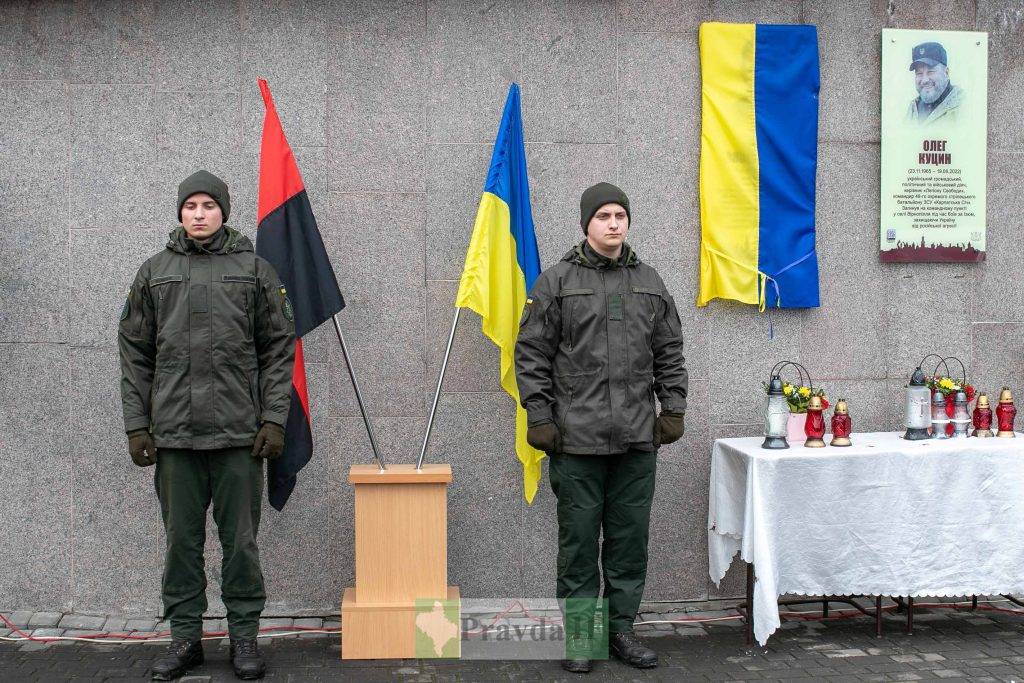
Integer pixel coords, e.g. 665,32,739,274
697,22,820,310
456,83,545,504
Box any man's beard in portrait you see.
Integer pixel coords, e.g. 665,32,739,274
917,70,950,104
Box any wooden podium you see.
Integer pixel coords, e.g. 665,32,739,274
341,463,459,659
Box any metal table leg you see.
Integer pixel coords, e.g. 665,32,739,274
745,562,754,646
875,595,883,637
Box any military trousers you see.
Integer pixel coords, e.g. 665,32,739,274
549,449,657,635
155,447,266,641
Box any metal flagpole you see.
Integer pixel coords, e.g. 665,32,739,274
417,307,461,470
332,314,386,472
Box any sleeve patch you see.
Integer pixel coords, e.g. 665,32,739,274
120,298,130,321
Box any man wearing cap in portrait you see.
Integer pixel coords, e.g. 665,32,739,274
905,41,964,126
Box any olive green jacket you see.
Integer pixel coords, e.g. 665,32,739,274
514,241,688,454
118,226,296,449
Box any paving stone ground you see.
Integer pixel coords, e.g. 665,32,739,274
2,604,1024,681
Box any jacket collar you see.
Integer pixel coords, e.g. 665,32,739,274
563,239,639,270
167,225,253,255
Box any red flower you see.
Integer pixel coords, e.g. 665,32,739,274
965,385,976,402
821,398,830,410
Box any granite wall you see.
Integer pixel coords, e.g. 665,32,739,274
1,0,1022,616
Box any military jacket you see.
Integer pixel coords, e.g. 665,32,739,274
118,226,295,450
514,241,688,454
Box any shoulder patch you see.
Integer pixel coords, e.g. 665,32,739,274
120,297,130,321
279,286,294,322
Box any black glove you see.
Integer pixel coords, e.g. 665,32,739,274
252,422,285,459
654,412,685,447
527,422,562,454
127,429,157,467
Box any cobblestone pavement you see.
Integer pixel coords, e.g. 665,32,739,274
3,602,1024,681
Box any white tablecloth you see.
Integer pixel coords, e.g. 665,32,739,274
708,431,1024,645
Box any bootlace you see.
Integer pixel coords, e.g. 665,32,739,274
168,639,194,657
233,638,259,657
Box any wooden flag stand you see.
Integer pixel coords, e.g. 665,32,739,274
342,308,464,659
340,464,459,659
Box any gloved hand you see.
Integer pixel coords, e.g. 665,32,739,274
251,421,285,459
527,422,562,453
654,412,685,447
127,429,157,467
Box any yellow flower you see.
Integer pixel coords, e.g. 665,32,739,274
783,384,793,396
939,377,955,390
798,386,811,398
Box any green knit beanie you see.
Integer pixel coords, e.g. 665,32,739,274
177,170,231,223
580,182,630,234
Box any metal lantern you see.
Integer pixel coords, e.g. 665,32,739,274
996,387,1017,438
830,398,852,447
930,389,950,439
903,366,931,440
804,395,826,448
972,393,994,437
951,390,970,438
762,376,790,449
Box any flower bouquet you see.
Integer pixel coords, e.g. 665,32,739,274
763,381,829,442
927,375,975,437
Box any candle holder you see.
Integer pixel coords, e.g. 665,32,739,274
972,393,994,437
830,398,852,447
996,387,1017,438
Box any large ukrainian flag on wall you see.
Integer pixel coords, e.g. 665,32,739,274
456,83,545,504
697,22,821,310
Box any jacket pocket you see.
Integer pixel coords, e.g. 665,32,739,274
558,288,594,352
150,274,184,329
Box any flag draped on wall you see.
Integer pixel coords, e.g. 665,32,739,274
697,22,821,311
455,83,545,504
256,78,346,511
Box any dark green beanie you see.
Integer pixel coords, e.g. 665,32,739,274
580,182,630,234
177,170,231,223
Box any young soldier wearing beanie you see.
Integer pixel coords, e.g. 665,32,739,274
118,170,295,680
515,181,688,673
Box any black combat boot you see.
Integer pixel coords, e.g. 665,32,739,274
230,638,267,680
151,639,203,680
610,631,658,669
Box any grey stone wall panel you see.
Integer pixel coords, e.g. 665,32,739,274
424,142,493,280
323,192,426,417
70,85,161,229
619,0,709,33
799,143,887,380
69,0,155,83
153,0,241,91
520,0,617,143
70,347,163,614
804,0,888,143
709,0,802,23
974,153,1024,321
426,0,522,143
327,1,425,192
0,1,72,80
888,0,977,31
970,322,1024,402
618,30,700,144
0,343,72,610
979,1,1024,151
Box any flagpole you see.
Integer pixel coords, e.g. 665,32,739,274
332,314,386,472
417,307,462,470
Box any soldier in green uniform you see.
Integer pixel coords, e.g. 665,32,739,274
515,182,688,673
119,170,296,681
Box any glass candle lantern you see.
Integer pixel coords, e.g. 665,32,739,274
930,389,950,439
951,390,970,438
904,366,931,440
804,395,826,448
996,387,1017,438
972,393,994,437
762,376,790,450
830,398,852,447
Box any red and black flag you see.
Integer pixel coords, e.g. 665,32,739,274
256,79,345,511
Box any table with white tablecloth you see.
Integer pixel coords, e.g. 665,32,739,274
708,431,1024,645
